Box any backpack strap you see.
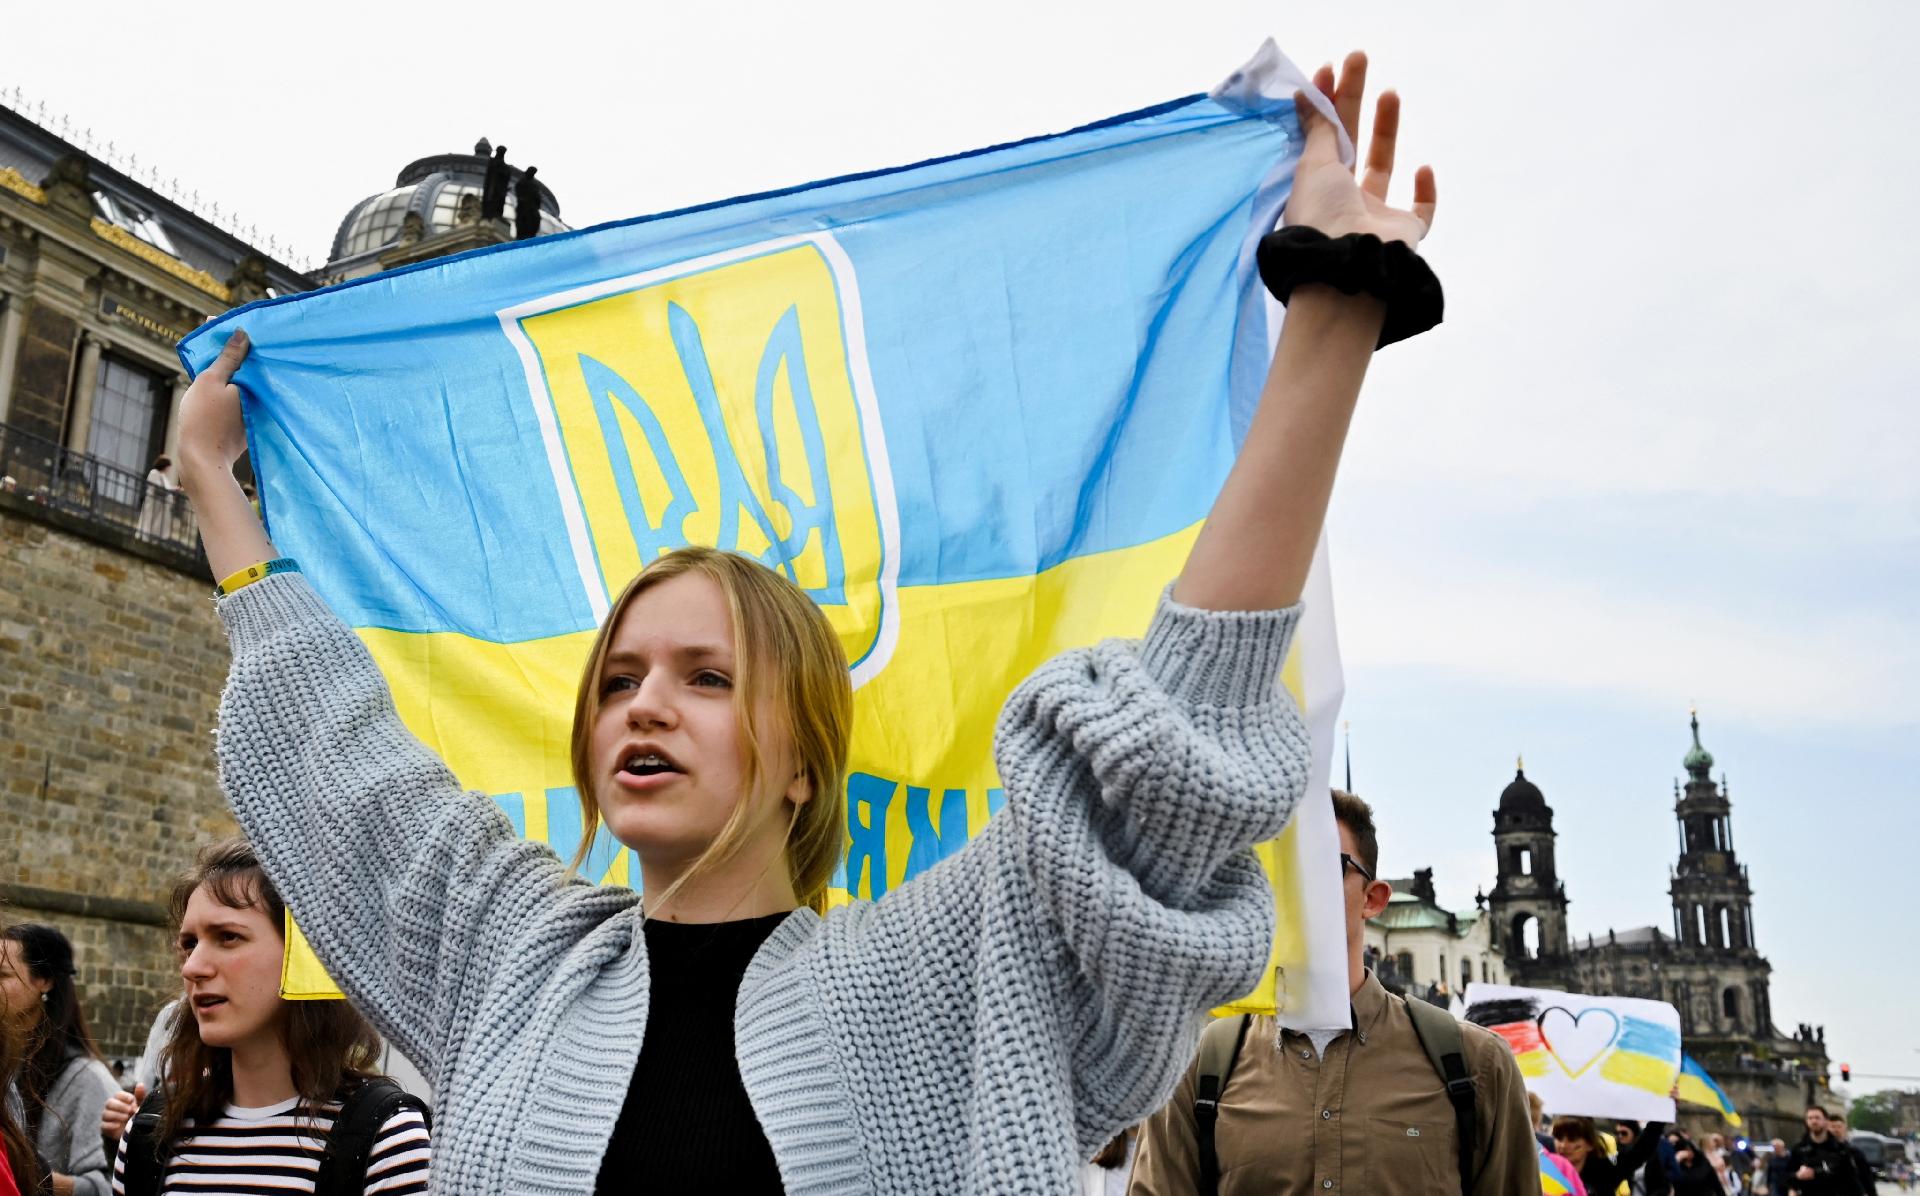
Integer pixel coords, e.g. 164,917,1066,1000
1193,1014,1251,1196
1404,996,1478,1195
314,1078,429,1196
117,1089,170,1196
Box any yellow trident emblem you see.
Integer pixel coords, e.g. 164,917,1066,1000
502,235,899,680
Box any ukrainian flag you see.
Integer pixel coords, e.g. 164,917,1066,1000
1678,1053,1743,1127
1539,1144,1577,1195
184,42,1351,1028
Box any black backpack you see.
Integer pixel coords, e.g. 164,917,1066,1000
1192,997,1479,1194
118,1077,429,1196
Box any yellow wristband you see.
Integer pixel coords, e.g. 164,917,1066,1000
215,557,298,598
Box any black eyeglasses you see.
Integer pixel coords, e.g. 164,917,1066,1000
1340,853,1375,884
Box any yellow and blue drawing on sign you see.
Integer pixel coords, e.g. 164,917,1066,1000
185,42,1354,1030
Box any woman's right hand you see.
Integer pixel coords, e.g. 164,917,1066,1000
173,328,278,579
100,1083,143,1140
176,329,252,489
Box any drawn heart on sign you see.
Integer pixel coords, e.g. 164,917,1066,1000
1537,1007,1621,1079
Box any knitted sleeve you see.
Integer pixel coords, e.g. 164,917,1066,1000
213,573,637,1070
757,590,1307,1189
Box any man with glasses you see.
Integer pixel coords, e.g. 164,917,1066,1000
1128,791,1537,1195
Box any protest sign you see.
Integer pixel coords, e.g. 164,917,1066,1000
1465,983,1682,1122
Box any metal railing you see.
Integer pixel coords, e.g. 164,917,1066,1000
0,419,200,561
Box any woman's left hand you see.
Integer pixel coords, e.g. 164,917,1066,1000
1283,51,1437,248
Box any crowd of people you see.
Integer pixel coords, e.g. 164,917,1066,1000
0,49,1906,1196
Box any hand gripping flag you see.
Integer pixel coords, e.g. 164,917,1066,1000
185,41,1355,1030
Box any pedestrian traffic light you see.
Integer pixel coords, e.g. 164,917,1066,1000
1841,1063,1851,1082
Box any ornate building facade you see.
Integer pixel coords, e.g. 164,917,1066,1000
1483,716,1832,1143
1362,867,1509,1000
0,95,310,1055
1,99,560,1059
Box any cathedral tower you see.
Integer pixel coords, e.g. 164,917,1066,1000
1487,761,1572,985
1667,712,1772,1036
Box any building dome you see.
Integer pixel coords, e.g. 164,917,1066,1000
1499,765,1547,813
325,139,568,271
1683,711,1714,776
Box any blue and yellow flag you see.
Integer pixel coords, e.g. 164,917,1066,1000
184,41,1352,1028
1678,1052,1743,1127
1538,1143,1577,1195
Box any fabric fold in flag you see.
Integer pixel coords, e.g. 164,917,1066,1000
1677,1052,1743,1127
183,39,1352,1028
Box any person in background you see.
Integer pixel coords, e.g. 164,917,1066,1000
1616,1119,1672,1195
1828,1116,1879,1196
1529,1091,1553,1150
108,838,430,1196
2,964,38,1196
1762,1137,1795,1196
1553,1115,1668,1196
137,456,178,541
0,925,118,1196
1708,1141,1743,1194
1083,1128,1137,1196
1789,1106,1865,1196
1127,791,1538,1195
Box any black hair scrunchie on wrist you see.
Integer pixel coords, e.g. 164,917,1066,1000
1255,226,1443,348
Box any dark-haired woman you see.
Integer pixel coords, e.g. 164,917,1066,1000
1552,1114,1668,1196
1,924,117,1196
109,838,430,1195
2,972,37,1196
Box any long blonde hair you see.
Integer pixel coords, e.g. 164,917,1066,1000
568,546,851,913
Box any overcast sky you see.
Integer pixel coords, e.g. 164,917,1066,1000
14,1,1917,1096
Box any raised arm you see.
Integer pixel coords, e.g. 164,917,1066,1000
175,329,275,580
1174,52,1437,612
173,334,633,1070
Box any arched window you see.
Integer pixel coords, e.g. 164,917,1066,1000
1519,848,1533,876
1719,907,1732,950
1461,958,1474,990
1515,915,1542,961
1695,904,1708,946
1722,987,1742,1026
1396,952,1415,982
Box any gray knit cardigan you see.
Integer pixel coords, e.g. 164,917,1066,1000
214,573,1309,1194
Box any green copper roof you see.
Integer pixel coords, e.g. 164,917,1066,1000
1684,710,1715,774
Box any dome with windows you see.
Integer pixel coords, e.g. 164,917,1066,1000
323,138,567,277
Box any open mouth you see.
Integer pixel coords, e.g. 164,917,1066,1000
620,750,684,779
192,994,227,1012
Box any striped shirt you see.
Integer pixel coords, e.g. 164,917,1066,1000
111,1097,430,1195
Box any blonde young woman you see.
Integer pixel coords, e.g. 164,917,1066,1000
176,56,1438,1193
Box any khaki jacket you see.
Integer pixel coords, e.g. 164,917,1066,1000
1129,971,1540,1196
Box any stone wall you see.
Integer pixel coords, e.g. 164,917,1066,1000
1,503,234,1057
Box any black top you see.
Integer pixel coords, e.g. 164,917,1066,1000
1789,1134,1872,1196
594,912,790,1194
1576,1121,1666,1193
